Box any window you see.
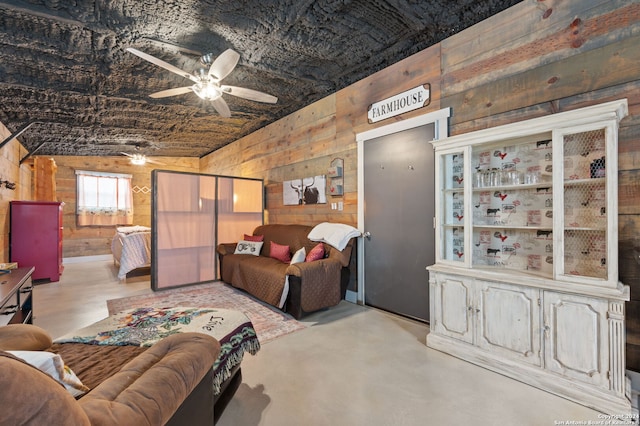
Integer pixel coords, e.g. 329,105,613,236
76,170,133,226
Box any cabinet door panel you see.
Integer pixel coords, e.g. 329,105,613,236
544,292,609,388
433,275,473,344
437,150,467,264
477,282,541,365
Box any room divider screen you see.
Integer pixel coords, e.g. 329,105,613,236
151,170,263,290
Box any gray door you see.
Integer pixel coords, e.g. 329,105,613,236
363,124,435,322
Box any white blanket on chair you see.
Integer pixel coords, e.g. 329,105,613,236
307,222,360,251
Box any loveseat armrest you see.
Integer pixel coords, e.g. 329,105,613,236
216,242,237,256
0,324,53,351
79,332,220,426
285,258,342,279
325,237,356,267
286,259,343,315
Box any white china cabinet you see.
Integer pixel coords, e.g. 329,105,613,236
428,99,633,415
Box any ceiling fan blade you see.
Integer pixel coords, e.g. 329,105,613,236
221,85,278,104
126,47,198,83
120,152,134,158
208,49,240,81
149,86,194,98
146,158,166,165
211,97,231,118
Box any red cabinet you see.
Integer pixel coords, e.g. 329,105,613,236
10,201,63,282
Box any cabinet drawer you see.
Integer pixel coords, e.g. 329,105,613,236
18,282,33,306
0,292,19,326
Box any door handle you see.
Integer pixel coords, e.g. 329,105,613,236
363,231,371,239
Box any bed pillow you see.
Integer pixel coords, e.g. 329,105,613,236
7,350,89,397
243,234,264,242
290,247,306,264
306,243,325,262
270,241,291,263
234,240,263,256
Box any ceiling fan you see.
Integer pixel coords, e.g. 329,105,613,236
120,152,165,166
126,47,278,117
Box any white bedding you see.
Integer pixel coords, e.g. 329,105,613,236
111,226,151,279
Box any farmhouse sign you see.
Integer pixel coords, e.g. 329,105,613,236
367,84,430,123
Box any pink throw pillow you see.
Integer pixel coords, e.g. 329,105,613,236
244,234,264,242
270,241,291,263
305,243,325,262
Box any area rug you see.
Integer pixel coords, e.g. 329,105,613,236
106,281,306,344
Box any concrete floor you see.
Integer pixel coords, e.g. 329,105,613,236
34,260,604,425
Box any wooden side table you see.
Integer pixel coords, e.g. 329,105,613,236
0,266,35,325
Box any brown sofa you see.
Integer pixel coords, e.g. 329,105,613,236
217,224,355,319
0,324,221,426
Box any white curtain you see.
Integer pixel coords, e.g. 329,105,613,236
76,170,133,226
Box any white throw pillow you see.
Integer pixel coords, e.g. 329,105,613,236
234,240,263,256
279,247,306,309
290,247,306,264
8,350,89,397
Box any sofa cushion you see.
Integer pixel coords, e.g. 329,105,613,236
0,351,91,425
0,324,53,351
50,343,148,391
244,234,264,242
270,241,291,263
232,256,289,307
305,243,325,262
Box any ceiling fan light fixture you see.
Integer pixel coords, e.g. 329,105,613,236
193,82,222,100
130,154,147,165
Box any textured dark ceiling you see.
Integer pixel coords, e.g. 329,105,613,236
0,0,520,158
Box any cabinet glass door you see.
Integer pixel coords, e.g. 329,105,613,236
560,128,609,281
440,151,465,263
470,135,554,276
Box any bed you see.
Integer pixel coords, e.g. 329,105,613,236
111,225,151,280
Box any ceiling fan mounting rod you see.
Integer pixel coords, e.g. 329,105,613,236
200,53,214,66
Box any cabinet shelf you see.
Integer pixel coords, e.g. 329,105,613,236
564,226,606,232
472,182,553,192
564,177,605,186
472,224,552,231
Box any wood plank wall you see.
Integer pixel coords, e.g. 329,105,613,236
51,156,199,258
0,122,32,263
200,0,640,368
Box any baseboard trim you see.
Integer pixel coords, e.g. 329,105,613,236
63,254,112,264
